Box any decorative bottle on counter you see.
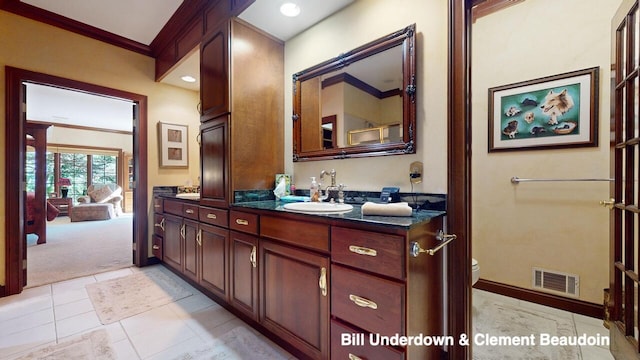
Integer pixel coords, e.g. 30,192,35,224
310,177,319,202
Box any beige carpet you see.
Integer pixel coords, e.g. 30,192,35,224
171,326,289,360
12,329,115,360
473,296,581,359
27,215,133,288
86,268,192,324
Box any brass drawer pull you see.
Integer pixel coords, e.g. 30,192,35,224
236,219,249,226
250,246,257,268
152,245,160,250
207,213,217,219
319,267,327,297
349,294,377,309
154,204,161,208
185,209,195,214
348,245,377,257
348,354,363,360
154,218,165,231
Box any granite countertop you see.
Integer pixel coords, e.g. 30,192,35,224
231,200,446,229
153,186,446,229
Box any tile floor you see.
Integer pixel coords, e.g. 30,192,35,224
0,265,615,359
473,289,613,360
0,265,295,360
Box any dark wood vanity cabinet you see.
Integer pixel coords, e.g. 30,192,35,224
199,18,284,206
200,24,229,122
159,199,231,302
152,198,164,260
162,213,183,273
330,222,445,360
200,223,230,301
199,116,229,208
182,218,200,283
259,239,330,360
229,230,259,320
155,198,444,360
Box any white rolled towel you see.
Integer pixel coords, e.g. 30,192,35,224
361,202,413,217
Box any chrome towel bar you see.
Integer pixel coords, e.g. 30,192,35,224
511,176,613,184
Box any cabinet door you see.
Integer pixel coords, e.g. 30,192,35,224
200,22,229,121
200,223,229,301
183,219,200,283
229,231,259,320
200,117,229,208
163,214,183,272
260,240,330,360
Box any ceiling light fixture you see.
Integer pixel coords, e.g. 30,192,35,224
181,75,196,83
280,2,301,17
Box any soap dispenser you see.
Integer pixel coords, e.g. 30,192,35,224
310,177,319,202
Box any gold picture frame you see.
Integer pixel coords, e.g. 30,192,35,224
488,67,599,152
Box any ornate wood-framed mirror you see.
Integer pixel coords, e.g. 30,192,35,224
292,23,416,161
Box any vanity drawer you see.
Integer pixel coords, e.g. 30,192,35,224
163,199,183,216
229,210,258,235
260,215,329,252
152,235,163,260
153,197,164,213
331,320,405,360
182,203,199,220
199,206,228,227
332,227,405,279
331,265,404,337
153,214,165,236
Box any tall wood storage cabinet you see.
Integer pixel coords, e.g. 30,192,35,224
200,18,284,208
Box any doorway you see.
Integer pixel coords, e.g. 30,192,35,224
466,0,619,358
4,67,149,296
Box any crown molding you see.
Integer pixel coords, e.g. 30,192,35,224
0,0,152,56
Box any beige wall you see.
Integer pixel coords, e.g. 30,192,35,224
471,0,621,303
285,0,448,194
46,127,133,153
0,11,201,285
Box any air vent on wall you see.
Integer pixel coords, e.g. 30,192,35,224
532,267,579,297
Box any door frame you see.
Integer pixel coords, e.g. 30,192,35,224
608,0,640,357
4,66,149,296
447,1,472,359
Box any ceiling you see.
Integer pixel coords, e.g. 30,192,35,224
21,0,183,45
163,0,354,90
18,0,354,131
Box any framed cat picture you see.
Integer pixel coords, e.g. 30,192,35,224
488,67,599,152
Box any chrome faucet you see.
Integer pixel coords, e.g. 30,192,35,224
319,169,338,201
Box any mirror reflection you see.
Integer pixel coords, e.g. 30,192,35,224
293,24,416,161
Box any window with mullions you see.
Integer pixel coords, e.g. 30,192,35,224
60,153,87,199
25,150,119,199
91,155,118,185
25,151,55,194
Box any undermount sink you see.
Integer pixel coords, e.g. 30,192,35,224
175,193,200,200
283,202,353,214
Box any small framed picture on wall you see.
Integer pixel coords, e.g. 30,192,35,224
158,122,188,168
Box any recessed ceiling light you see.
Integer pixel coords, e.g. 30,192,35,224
181,75,196,83
280,2,301,17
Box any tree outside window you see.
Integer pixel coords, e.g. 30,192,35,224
26,150,119,199
92,155,118,185
26,151,54,194
60,153,87,199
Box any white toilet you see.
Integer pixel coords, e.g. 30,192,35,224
472,258,480,286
